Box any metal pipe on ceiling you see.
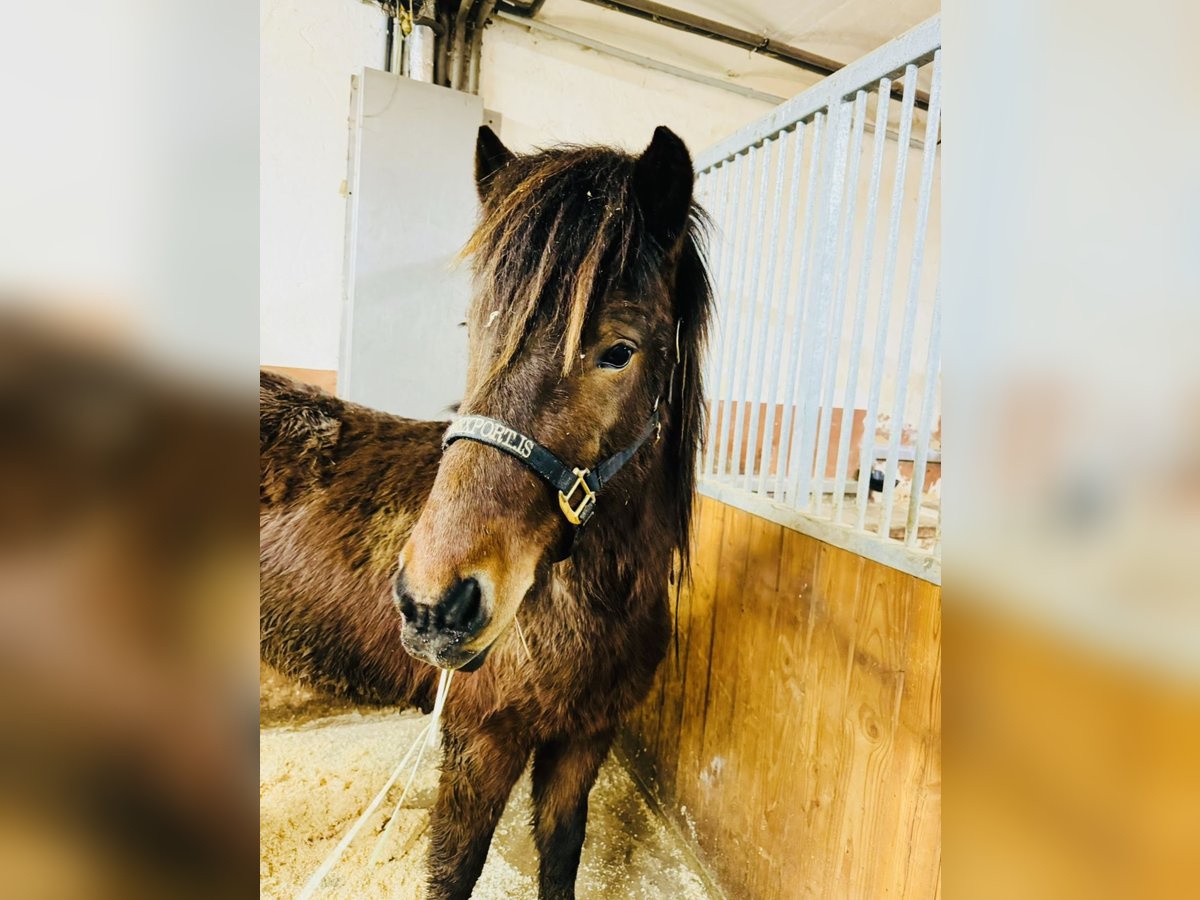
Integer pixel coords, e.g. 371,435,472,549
435,4,452,85
385,10,398,74
449,0,496,94
570,0,844,77
496,0,549,18
449,0,481,91
560,0,931,110
495,10,785,105
408,18,438,82
466,1,498,94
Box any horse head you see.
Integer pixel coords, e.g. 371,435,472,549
395,125,709,671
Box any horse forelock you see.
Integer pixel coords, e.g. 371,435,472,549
463,146,665,378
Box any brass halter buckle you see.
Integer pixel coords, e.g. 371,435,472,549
557,467,595,526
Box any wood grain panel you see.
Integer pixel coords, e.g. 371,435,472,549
621,496,941,899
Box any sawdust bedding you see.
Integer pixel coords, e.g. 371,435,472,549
259,669,715,899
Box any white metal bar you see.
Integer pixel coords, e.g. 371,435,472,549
712,146,762,480
703,156,746,478
712,150,758,480
696,168,720,480
791,97,853,511
854,65,918,533
814,89,869,512
833,82,892,524
693,20,943,576
754,123,807,496
695,165,718,469
693,172,709,219
878,50,942,538
726,143,776,479
906,286,941,547
737,135,791,491
771,112,825,500
694,16,940,171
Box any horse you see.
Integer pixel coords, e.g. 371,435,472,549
260,124,712,899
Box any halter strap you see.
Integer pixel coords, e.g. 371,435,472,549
442,407,661,542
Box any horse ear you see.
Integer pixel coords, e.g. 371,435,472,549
634,126,694,249
475,125,514,201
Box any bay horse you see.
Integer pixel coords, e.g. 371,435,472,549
260,125,711,899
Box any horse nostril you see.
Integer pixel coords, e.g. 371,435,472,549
440,577,482,632
398,594,418,622
392,569,417,620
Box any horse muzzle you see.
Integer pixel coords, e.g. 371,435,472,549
394,572,494,671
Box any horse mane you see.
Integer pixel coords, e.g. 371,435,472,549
667,210,712,582
461,144,713,580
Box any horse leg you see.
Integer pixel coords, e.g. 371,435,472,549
530,728,615,900
425,724,530,900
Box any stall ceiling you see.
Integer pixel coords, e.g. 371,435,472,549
515,0,938,102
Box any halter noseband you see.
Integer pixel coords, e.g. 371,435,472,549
441,406,662,557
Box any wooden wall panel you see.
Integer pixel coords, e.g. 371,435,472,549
621,496,941,899
261,365,337,395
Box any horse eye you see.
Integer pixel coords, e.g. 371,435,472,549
598,343,636,370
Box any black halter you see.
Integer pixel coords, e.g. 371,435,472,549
441,406,662,559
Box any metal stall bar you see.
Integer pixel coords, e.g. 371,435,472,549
833,82,892,523
693,171,709,224
811,89,868,512
704,154,748,478
853,66,918,533
692,15,941,581
698,160,735,477
712,146,762,480
787,97,853,510
725,142,777,480
734,135,790,489
877,50,942,537
771,112,825,500
780,102,841,506
754,123,807,495
782,100,859,508
906,287,941,547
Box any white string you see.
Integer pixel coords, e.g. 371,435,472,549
369,668,455,864
297,668,455,897
429,668,454,745
297,719,432,900
514,616,533,664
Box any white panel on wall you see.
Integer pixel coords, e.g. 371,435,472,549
339,70,483,420
260,0,386,371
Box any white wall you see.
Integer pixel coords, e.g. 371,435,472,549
260,0,386,371
479,18,776,156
